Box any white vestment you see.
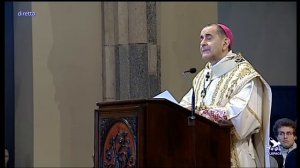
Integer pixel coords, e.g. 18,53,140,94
180,51,272,167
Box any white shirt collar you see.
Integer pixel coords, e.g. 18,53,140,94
206,51,238,80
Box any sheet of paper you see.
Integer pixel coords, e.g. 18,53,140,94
153,90,179,105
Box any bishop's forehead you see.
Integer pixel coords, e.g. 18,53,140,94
201,25,218,34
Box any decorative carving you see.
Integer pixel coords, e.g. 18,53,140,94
124,117,137,141
104,130,136,167
100,118,112,143
100,118,137,143
100,118,137,167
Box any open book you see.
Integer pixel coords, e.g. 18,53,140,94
153,90,179,105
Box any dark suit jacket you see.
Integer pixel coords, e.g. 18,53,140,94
285,149,297,168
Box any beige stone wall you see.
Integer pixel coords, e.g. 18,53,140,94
159,2,218,101
20,2,102,167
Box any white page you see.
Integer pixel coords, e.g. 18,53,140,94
153,90,179,105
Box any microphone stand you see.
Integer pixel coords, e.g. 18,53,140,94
189,87,196,120
188,87,196,126
183,68,197,125
187,83,196,167
183,67,197,167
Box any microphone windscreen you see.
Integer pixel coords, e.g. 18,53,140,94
190,68,196,73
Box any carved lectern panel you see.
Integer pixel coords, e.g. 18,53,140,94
95,103,141,168
102,119,136,167
94,99,231,168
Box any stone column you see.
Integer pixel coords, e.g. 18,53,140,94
117,2,130,100
102,2,118,101
146,2,160,98
102,2,160,100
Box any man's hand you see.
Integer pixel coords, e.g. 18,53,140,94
199,108,229,123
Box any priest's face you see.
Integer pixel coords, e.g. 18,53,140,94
199,25,228,65
276,126,296,149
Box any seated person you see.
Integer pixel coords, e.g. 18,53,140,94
270,118,297,168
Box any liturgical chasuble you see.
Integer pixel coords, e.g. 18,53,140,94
180,51,272,167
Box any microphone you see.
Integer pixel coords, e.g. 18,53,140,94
183,68,197,120
184,68,197,74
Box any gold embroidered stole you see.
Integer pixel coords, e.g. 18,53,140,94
193,54,259,109
193,53,262,167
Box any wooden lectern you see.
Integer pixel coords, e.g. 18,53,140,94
94,99,232,167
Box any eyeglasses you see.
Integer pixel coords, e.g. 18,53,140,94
278,131,294,137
